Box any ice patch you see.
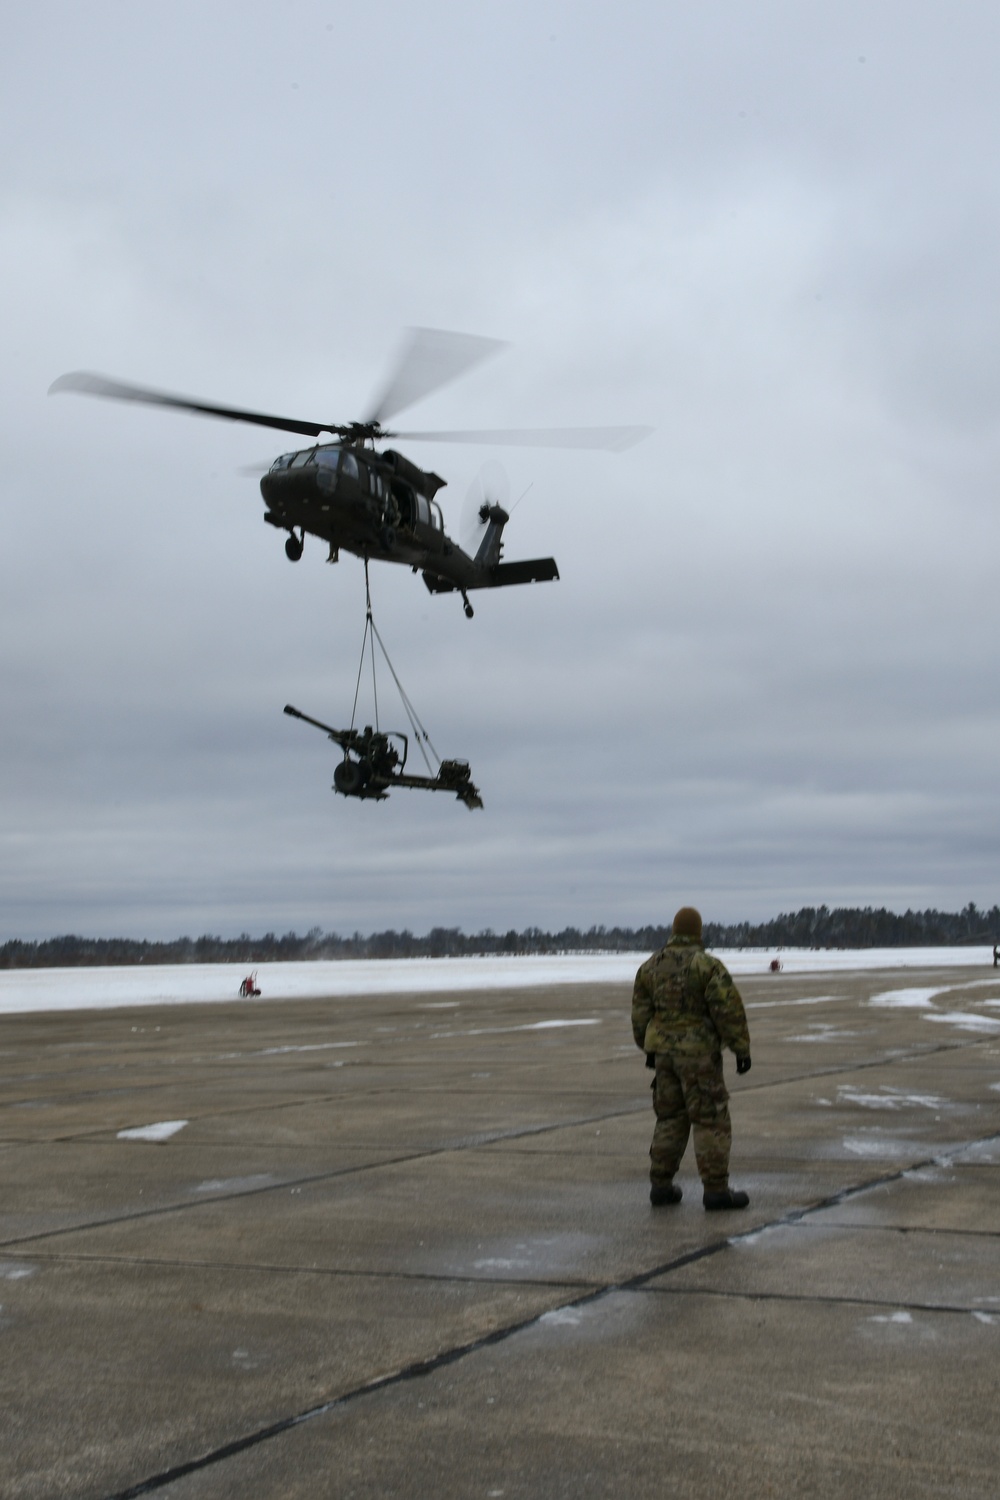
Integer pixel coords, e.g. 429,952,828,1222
433,1019,600,1038
117,1119,188,1142
843,1135,915,1159
924,1011,1000,1034
193,1174,276,1194
787,1024,860,1042
474,1257,532,1271
972,1312,998,1326
527,1019,599,1029
747,995,839,1010
868,989,939,1009
539,1307,583,1327
257,1041,360,1056
903,1166,947,1183
838,1086,945,1111
0,1263,35,1281
869,1311,913,1324
731,1225,781,1248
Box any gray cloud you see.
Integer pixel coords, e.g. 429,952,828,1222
2,3,999,939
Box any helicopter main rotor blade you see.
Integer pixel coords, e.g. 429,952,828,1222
391,425,654,452
366,328,507,427
49,372,336,440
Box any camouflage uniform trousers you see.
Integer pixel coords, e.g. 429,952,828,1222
650,1050,731,1192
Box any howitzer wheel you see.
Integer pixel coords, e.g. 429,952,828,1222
333,759,364,796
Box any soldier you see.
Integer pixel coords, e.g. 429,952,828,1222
632,906,752,1211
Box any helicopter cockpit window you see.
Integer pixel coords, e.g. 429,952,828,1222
341,451,359,481
270,453,295,471
414,493,431,526
429,499,443,531
289,449,316,468
315,447,340,470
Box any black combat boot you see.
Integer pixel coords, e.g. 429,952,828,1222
703,1187,750,1211
650,1182,683,1206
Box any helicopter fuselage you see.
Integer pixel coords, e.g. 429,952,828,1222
259,442,557,608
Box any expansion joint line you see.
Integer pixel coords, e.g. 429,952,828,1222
103,1125,1000,1500
0,1103,649,1253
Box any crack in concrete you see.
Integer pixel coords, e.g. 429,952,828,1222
22,1249,601,1291
645,1285,1000,1317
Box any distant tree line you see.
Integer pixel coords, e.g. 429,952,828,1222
1,904,998,969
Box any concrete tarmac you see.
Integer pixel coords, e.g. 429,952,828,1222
2,965,999,1498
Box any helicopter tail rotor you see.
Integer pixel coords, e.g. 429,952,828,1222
460,459,510,559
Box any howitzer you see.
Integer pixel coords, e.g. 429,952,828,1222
284,705,483,809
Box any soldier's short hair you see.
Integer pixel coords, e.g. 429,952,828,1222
672,906,703,940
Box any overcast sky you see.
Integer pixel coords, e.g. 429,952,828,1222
3,2,1000,940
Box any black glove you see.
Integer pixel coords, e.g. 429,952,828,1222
645,1052,656,1069
736,1054,752,1075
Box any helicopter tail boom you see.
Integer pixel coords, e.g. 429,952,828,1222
422,558,559,595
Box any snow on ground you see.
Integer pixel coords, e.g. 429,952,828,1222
116,1120,189,1143
0,946,996,1016
868,988,940,1008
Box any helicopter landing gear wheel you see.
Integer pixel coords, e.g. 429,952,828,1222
461,591,474,619
285,531,303,562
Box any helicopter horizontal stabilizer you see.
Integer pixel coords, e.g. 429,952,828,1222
422,558,559,595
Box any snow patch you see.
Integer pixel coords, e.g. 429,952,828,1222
433,1018,600,1038
838,1086,945,1111
842,1135,914,1159
924,1011,1000,1034
117,1119,188,1142
539,1307,583,1327
868,1311,913,1324
747,995,839,1010
787,1024,859,1042
0,1263,35,1281
256,1041,360,1056
868,988,939,1009
193,1175,276,1194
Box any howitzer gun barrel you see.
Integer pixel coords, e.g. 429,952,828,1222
283,703,347,747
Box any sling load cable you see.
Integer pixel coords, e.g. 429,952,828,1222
347,559,440,777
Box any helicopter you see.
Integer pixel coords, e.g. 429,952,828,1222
49,329,652,619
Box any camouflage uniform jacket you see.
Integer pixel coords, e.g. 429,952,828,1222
632,936,751,1059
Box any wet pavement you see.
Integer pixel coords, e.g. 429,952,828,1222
1,965,999,1498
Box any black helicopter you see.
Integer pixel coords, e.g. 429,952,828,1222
49,329,651,619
